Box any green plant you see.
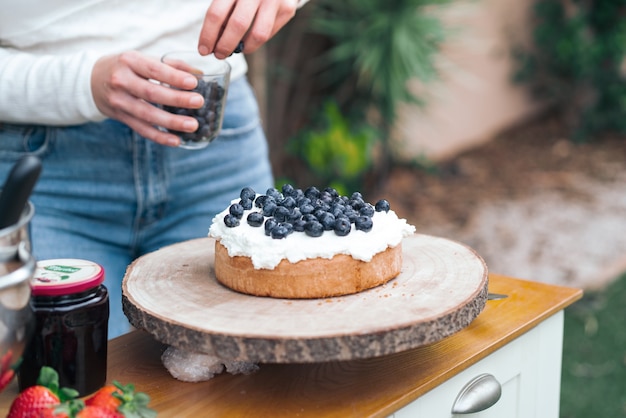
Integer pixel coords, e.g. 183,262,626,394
560,272,626,417
288,101,376,195
290,0,451,186
514,0,626,141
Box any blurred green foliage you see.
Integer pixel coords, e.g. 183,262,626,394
288,101,376,195
514,0,626,141
286,0,451,190
560,272,626,417
310,0,449,125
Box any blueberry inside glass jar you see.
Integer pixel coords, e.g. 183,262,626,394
18,259,109,397
160,51,231,150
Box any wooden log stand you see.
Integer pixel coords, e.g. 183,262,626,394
122,235,488,366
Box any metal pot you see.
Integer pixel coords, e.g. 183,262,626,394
0,201,34,262
0,199,36,392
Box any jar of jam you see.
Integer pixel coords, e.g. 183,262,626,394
18,259,109,396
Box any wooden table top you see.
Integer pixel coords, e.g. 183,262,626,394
0,274,582,417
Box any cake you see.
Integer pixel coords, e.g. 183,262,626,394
208,185,416,298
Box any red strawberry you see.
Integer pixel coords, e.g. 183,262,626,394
7,385,60,417
75,405,123,418
7,367,78,418
1,349,13,372
84,385,122,413
82,381,156,418
0,369,15,392
0,349,16,391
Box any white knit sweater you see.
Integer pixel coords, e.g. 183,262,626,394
0,0,309,125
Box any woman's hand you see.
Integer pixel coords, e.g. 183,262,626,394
91,51,205,147
198,0,298,59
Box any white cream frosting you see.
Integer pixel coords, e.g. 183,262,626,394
208,198,416,270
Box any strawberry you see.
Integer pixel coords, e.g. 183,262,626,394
1,349,13,372
0,369,16,392
84,385,122,413
76,405,123,418
9,367,156,418
81,381,156,418
0,349,16,392
7,385,60,417
7,367,78,418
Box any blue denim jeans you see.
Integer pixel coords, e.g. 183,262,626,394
0,78,273,338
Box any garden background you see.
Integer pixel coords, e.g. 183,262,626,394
247,0,626,416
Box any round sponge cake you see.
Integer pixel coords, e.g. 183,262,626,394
214,239,403,298
209,186,415,299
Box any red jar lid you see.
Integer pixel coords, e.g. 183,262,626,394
31,259,105,296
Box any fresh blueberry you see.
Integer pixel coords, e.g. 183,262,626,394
375,199,391,212
273,206,290,222
271,223,290,239
239,198,253,210
292,188,304,201
304,186,320,200
254,194,268,208
229,203,244,219
315,202,331,213
264,218,278,236
313,208,328,220
359,204,375,217
296,196,311,206
355,216,373,232
292,219,306,232
280,196,296,209
287,207,302,222
240,187,256,201
262,201,277,217
351,192,363,201
281,183,296,197
266,188,282,201
247,212,264,227
302,214,317,223
197,124,212,139
299,203,315,215
333,218,352,236
324,187,339,198
331,205,344,218
304,221,324,237
233,40,245,54
281,222,294,235
320,191,333,205
350,197,365,210
224,214,240,228
318,212,336,230
344,208,359,223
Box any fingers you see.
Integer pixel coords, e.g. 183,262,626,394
242,0,279,52
91,52,204,147
198,0,297,58
242,0,298,53
198,0,242,58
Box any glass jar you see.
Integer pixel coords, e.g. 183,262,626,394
18,259,109,396
159,51,231,149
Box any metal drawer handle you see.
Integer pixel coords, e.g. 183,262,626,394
451,373,502,414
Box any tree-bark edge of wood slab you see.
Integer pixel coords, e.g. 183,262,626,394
122,234,488,363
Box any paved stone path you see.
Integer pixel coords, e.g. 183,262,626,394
420,173,626,291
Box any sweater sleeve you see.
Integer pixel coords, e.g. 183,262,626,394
0,48,106,125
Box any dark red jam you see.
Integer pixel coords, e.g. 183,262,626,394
18,259,109,396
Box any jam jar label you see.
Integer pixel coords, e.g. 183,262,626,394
31,258,105,296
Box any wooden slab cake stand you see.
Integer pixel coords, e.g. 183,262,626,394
122,234,488,363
